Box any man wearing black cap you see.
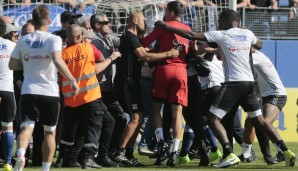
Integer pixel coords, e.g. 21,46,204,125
52,11,82,46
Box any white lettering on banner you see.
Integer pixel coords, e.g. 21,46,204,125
49,15,61,27
207,6,218,31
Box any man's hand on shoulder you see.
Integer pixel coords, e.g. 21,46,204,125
155,20,167,29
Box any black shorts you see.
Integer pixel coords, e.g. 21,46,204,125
0,91,16,122
201,86,221,116
212,82,261,118
21,94,60,126
263,95,287,111
114,82,143,114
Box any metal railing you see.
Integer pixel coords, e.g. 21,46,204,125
1,0,297,39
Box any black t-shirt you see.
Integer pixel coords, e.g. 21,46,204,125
114,31,142,84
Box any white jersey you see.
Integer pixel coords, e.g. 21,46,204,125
0,38,15,92
252,50,287,97
11,30,62,97
205,28,257,82
200,55,224,90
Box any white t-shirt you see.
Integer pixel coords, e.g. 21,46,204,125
252,50,287,97
204,28,257,82
11,30,62,97
200,55,224,90
0,38,15,92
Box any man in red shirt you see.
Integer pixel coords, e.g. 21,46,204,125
141,1,191,166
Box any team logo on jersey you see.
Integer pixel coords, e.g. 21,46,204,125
228,46,250,52
0,44,7,51
267,63,273,68
23,54,50,61
228,34,247,42
172,39,189,50
26,41,46,48
0,55,10,58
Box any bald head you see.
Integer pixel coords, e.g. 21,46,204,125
0,16,13,24
66,24,82,44
127,9,146,35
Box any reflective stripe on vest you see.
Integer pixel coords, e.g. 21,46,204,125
62,72,96,87
63,81,100,98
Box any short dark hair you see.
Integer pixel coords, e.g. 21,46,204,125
219,9,240,23
0,18,6,37
167,1,184,16
32,5,50,28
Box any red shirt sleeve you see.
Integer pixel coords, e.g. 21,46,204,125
140,28,164,47
91,44,103,62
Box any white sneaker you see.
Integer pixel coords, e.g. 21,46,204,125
14,156,26,171
215,153,240,168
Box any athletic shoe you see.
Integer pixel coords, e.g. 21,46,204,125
283,150,296,167
4,164,13,171
14,156,26,171
215,153,240,168
275,151,285,163
179,154,190,164
154,140,168,165
166,151,178,167
239,150,257,163
209,149,222,163
263,154,278,165
81,158,102,169
111,152,133,166
96,156,119,167
188,148,199,160
138,146,156,157
128,157,145,167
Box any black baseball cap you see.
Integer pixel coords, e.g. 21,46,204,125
61,11,83,23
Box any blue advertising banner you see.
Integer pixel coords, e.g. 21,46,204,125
3,4,95,33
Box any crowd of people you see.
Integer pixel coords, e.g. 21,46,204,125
0,1,297,171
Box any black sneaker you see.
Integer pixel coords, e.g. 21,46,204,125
263,154,278,165
275,151,285,163
128,157,145,167
154,140,168,165
239,150,257,163
81,158,102,169
62,159,81,168
55,157,63,168
97,156,119,167
111,152,133,166
166,152,178,167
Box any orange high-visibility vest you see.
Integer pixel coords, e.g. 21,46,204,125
61,43,101,107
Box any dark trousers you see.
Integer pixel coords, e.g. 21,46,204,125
61,99,104,159
101,91,128,152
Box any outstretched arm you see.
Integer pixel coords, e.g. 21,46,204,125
155,20,207,41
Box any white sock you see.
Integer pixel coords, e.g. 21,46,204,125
242,143,252,158
42,162,51,171
274,143,282,152
17,148,26,157
155,128,164,142
172,138,180,153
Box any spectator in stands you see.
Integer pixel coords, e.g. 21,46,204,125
77,0,97,12
247,0,279,9
289,0,298,19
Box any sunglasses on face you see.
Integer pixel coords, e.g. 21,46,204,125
98,21,110,25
